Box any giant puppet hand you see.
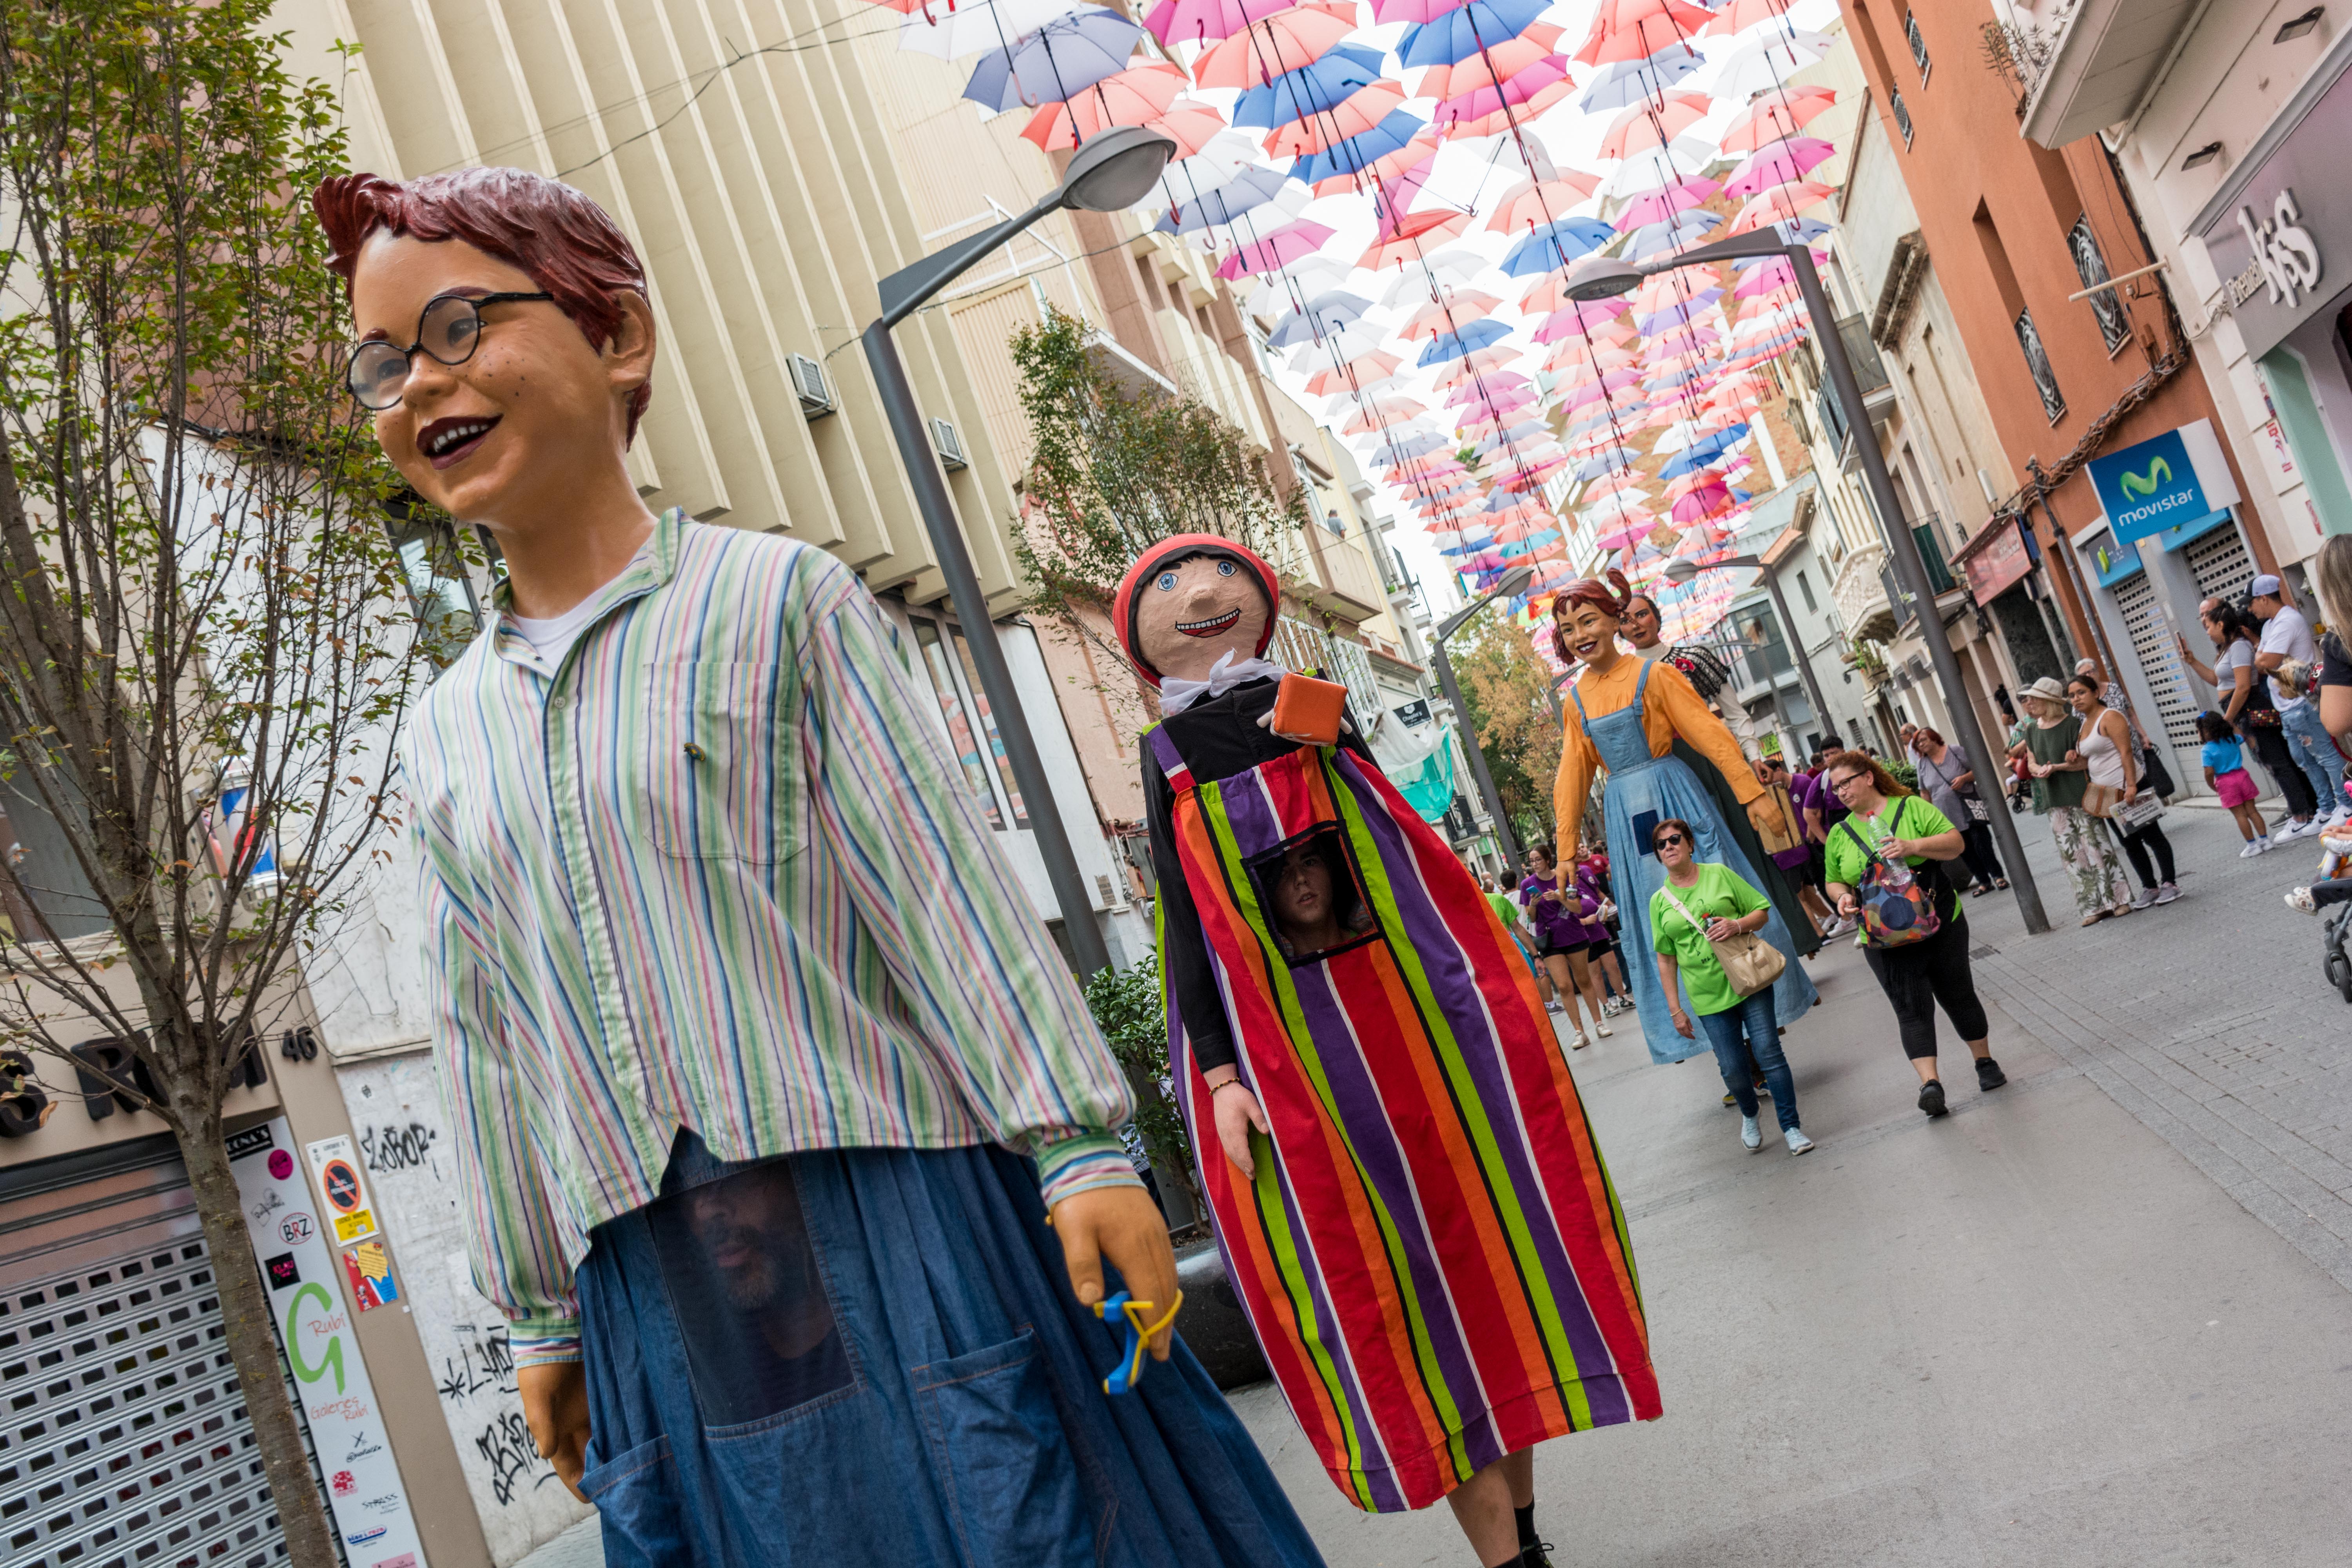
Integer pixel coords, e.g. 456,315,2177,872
1049,1185,1182,1362
1202,1066,1272,1177
1746,795,1786,839
520,1361,592,1502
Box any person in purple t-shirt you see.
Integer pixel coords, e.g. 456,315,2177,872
1520,841,1613,1050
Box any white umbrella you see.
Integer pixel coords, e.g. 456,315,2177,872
1143,131,1261,214
1709,30,1836,99
899,0,1110,60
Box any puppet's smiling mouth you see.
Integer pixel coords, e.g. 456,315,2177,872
1176,610,1241,637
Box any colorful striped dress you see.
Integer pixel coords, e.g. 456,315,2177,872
1145,711,1661,1512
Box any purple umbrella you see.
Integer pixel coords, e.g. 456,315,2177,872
1721,138,1837,200
964,10,1146,110
1215,220,1335,278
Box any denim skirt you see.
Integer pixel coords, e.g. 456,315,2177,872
576,1132,1325,1568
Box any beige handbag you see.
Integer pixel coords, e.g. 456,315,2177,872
1658,880,1787,998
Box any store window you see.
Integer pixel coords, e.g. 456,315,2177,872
2067,215,2130,354
385,507,483,669
908,617,1029,830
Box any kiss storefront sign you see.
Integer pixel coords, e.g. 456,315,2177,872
2085,420,2241,546
2194,30,2352,361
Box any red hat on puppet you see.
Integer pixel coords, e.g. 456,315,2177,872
1112,534,1281,688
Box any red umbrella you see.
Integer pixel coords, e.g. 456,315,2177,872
1718,86,1837,153
1573,0,1716,65
1304,349,1403,395
1196,3,1356,88
1357,209,1469,269
1020,64,1187,148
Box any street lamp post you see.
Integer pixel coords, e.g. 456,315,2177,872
861,128,1176,976
1664,552,1833,744
1430,564,1536,868
1567,236,2050,935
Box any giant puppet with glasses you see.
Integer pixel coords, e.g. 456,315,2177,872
1120,536,1660,1568
318,165,1327,1567
1549,572,1817,1063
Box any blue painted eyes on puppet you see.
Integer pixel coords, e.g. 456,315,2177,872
1216,560,1236,577
1156,571,1178,591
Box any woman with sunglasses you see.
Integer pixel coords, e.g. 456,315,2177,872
1648,819,1812,1155
1821,754,2006,1119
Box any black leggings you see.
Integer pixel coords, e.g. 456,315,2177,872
1861,911,1990,1061
2249,725,2318,819
2117,820,2176,890
1956,819,2004,887
2313,879,2352,908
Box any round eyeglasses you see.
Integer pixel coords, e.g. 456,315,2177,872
345,291,553,410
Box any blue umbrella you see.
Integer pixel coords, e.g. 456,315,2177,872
1264,288,1375,347
1291,110,1426,186
1577,46,1703,111
1621,211,1721,261
1233,43,1385,128
963,11,1145,111
1398,0,1553,69
1154,165,1292,235
1416,320,1514,366
1499,218,1615,278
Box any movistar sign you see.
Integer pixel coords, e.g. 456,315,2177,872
2086,421,2241,545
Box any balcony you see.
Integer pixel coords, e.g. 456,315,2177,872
1270,524,1388,622
1833,538,1893,641
1876,520,1963,634
2016,0,2207,151
1812,316,1895,462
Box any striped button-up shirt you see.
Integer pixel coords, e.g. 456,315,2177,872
408,509,1138,1365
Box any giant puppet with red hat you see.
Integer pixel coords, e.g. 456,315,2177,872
1119,534,1662,1556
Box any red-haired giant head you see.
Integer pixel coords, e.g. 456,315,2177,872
1551,569,1632,666
316,168,652,440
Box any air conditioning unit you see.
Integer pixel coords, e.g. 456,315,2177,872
787,352,835,418
931,417,969,471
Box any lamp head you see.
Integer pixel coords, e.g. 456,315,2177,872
1663,558,1700,585
1057,127,1179,213
1563,256,1643,303
1498,564,1536,596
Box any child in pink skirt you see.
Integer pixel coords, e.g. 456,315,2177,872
2200,711,2270,856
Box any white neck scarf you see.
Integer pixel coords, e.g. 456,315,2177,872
1158,650,1287,716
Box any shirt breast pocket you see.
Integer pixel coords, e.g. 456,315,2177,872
641,661,801,864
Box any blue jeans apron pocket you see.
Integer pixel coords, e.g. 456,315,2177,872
913,1330,1093,1568
581,1435,690,1568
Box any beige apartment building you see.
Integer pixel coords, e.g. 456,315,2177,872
0,7,1447,1568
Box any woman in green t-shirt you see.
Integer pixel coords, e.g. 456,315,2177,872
1822,753,2005,1121
1649,818,1813,1155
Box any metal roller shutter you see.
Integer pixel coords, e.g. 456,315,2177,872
2185,525,2256,605
2112,570,2202,758
1,1165,344,1568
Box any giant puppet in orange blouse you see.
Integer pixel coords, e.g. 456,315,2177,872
1550,572,1816,1062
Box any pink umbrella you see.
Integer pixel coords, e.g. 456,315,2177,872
1720,138,1835,200
1195,3,1355,88
1718,87,1837,154
1438,81,1574,139
1727,181,1836,234
1700,0,1797,33
1574,2,1717,67
1486,174,1602,234
1357,209,1470,269
1611,177,1720,231
1414,26,1563,100
1020,64,1187,147
1597,92,1710,160
1732,260,1797,296
1142,0,1297,45
1398,292,1504,339
1670,485,1734,524
1435,58,1573,132
1594,519,1659,551
1217,219,1334,278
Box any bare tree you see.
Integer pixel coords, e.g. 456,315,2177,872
0,4,432,1562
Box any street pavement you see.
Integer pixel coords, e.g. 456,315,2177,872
518,801,2352,1567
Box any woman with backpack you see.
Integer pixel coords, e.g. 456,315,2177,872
1649,817,1813,1155
1821,753,2007,1120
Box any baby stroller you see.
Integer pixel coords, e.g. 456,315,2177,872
2318,758,2352,1002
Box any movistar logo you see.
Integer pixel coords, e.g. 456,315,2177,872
2118,457,2172,499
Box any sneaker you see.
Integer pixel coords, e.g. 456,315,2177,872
1545,1000,1564,1014
1918,1079,1948,1118
2130,886,2157,910
1976,1056,2008,1091
2241,839,2268,858
2287,886,2319,915
1722,1091,1737,1107
1570,1031,1592,1051
1741,1114,1763,1151
2154,882,2180,905
2287,817,2323,840
1521,1544,1555,1568
1785,1127,1815,1155
1593,1020,1613,1037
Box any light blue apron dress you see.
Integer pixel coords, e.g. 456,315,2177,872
1575,661,1818,1063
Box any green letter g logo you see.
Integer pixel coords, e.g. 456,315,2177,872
285,1282,345,1393
2118,456,2172,499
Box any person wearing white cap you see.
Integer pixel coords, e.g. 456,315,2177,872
2249,574,2345,830
2007,676,2135,926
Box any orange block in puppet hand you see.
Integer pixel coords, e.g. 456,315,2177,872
1268,674,1348,746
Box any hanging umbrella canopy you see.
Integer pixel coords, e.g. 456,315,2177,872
1215,218,1335,278
1397,290,1503,338
1702,0,1800,34
1499,216,1614,276
1596,91,1711,159
1722,137,1836,199
1196,3,1358,87
1612,179,1719,232
1718,85,1838,152
1434,57,1573,132
1338,394,1428,432
1397,0,1554,68
1143,0,1297,45
1292,109,1427,184
1602,138,1715,196
1265,287,1375,347
1621,211,1723,260
1266,81,1411,156
1712,29,1836,96
1727,180,1835,234
1577,44,1703,111
1189,183,1314,250
963,11,1148,109
1486,172,1602,234
1412,24,1563,99
1416,319,1515,365
1436,80,1575,138
1572,0,1718,65
1231,43,1385,128
1308,123,1441,192
1018,64,1187,146
1154,163,1292,233
1144,130,1259,211
1358,208,1471,269
902,0,1107,59
1304,348,1405,394
1287,322,1389,367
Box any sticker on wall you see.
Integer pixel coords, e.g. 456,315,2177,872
342,1239,401,1311
305,1134,381,1244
